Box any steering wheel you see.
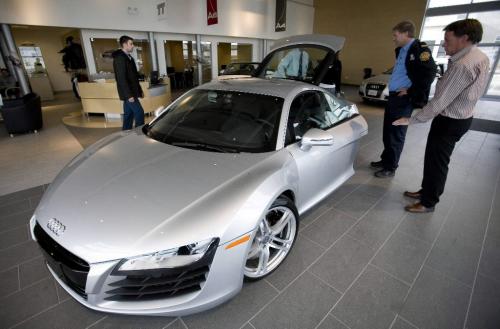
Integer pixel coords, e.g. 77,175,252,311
306,116,323,128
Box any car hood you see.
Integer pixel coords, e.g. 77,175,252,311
35,130,280,264
363,74,390,85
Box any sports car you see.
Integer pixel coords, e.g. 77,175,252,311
30,34,368,316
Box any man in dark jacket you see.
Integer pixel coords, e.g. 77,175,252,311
113,35,144,130
59,36,86,71
371,21,437,178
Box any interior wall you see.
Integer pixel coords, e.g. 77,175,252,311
154,33,195,76
11,28,76,91
0,0,314,40
238,44,253,62
217,43,232,70
166,41,185,72
313,0,427,85
91,38,118,73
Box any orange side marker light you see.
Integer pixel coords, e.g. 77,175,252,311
225,234,251,250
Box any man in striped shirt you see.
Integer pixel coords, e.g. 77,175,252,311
393,19,490,213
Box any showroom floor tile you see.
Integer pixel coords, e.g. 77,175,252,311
0,87,499,328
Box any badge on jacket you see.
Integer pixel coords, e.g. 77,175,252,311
420,51,431,61
410,54,415,61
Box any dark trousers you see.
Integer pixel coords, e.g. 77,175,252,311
420,115,472,208
380,94,413,170
122,98,145,130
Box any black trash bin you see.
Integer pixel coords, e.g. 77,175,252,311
0,93,43,136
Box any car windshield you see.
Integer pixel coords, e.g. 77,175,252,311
145,89,284,153
259,46,330,83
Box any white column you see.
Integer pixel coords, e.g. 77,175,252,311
148,32,158,72
195,34,202,85
156,37,166,75
1,24,30,95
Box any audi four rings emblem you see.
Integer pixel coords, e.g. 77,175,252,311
47,218,66,236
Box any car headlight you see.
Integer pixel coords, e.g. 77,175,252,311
115,238,219,272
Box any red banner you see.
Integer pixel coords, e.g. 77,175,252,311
207,0,218,25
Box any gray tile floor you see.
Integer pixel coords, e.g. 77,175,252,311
0,88,499,329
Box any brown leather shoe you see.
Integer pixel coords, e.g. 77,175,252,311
405,202,435,213
404,191,421,199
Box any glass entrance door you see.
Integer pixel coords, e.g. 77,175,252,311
485,51,500,97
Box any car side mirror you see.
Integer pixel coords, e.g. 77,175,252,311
300,128,334,150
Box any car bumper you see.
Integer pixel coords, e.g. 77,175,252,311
360,93,389,102
359,84,388,102
34,222,253,316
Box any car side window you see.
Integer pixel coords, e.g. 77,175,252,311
285,91,330,145
285,91,357,146
323,92,354,125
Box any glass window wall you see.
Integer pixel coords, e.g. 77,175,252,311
420,2,500,98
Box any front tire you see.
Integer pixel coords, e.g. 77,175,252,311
244,196,298,280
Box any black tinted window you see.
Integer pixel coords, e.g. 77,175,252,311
147,89,284,153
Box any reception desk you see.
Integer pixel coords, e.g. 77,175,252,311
78,80,171,116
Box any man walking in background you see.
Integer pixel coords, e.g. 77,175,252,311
113,35,144,130
393,19,490,213
371,21,437,178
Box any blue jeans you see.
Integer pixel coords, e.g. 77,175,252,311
122,98,145,130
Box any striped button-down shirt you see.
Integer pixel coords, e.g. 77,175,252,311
410,45,489,124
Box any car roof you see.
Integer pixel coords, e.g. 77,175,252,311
270,34,345,53
199,77,317,99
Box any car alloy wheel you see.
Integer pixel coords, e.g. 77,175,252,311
244,196,298,279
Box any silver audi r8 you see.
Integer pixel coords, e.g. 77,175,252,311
30,35,368,316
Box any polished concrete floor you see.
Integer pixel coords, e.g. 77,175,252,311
0,88,499,329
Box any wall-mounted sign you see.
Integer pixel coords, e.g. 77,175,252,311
207,0,218,25
275,0,286,32
157,1,166,21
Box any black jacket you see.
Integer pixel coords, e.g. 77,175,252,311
395,39,437,108
59,43,86,71
112,49,143,101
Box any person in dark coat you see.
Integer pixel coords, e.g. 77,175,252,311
59,36,86,71
59,36,87,99
371,21,437,178
112,35,144,130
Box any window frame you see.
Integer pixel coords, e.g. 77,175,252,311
284,90,359,146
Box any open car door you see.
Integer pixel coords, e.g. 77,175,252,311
253,34,345,86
